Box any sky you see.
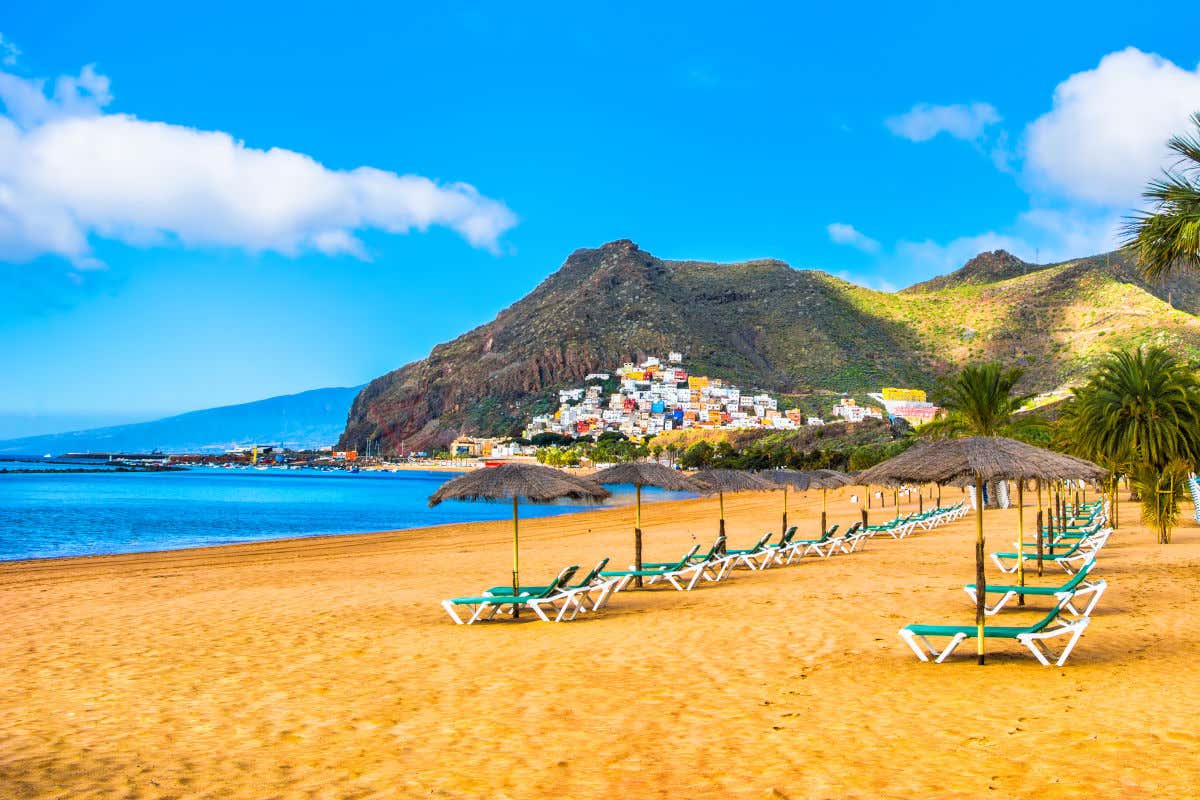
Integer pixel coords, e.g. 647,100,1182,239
2,2,1200,437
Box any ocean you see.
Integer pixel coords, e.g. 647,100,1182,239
0,465,694,562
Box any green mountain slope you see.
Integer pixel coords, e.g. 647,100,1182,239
339,240,1200,453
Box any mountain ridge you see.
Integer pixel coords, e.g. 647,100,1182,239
0,386,363,456
338,240,1200,455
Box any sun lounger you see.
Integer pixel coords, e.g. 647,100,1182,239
782,525,839,562
899,597,1092,666
826,522,866,555
601,544,710,592
992,528,1111,574
722,533,774,570
486,557,618,614
963,560,1106,616
442,566,580,624
752,527,798,568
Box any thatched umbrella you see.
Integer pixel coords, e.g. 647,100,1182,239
428,463,610,616
591,462,707,586
692,469,777,549
856,437,1104,664
760,468,811,537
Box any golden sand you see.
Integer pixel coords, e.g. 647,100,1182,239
1,488,1198,799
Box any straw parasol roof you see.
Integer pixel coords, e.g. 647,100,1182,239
855,437,1106,488
590,462,707,492
590,462,706,584
805,469,855,489
428,463,610,506
759,468,812,490
692,468,777,492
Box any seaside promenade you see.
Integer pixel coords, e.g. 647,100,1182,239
1,489,1197,798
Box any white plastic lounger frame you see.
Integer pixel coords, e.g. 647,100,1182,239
964,578,1108,617
898,616,1091,667
441,589,582,625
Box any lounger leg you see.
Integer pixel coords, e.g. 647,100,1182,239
441,600,467,625
899,629,930,662
933,633,967,663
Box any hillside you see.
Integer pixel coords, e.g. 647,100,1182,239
0,386,362,456
339,240,1200,454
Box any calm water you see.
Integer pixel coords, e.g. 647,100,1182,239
0,467,694,562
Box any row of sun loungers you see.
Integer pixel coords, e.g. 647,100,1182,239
900,500,1112,666
441,501,968,625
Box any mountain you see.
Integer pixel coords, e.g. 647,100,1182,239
339,240,1200,454
0,386,362,456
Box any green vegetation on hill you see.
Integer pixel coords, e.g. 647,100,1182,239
339,240,1200,454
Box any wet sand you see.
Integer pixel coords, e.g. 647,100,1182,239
1,488,1197,799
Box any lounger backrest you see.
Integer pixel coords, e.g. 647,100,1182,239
1060,560,1094,590
534,565,578,598
672,544,701,569
577,557,611,586
822,524,838,541
842,521,861,537
1027,601,1070,633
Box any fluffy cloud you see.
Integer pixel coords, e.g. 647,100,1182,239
826,222,881,253
893,208,1122,280
885,102,1001,142
0,64,517,266
0,34,19,67
1024,47,1200,206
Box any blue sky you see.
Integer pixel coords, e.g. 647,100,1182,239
2,2,1200,437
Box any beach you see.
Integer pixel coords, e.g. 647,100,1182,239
2,488,1198,799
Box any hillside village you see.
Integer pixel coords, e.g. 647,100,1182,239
517,353,943,443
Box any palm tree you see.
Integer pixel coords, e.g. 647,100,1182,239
1059,346,1200,543
1123,111,1200,281
923,362,1047,442
920,362,1047,510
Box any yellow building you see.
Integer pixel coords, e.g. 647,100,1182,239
882,387,927,403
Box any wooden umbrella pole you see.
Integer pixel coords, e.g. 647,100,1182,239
1036,479,1044,577
512,496,520,619
635,484,644,588
782,485,788,539
1017,481,1026,606
893,489,899,520
719,491,726,547
974,472,986,665
821,489,827,535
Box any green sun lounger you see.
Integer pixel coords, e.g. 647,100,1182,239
720,532,774,571
484,557,619,614
992,528,1110,574
963,560,1106,616
781,525,839,563
601,544,712,591
899,598,1091,666
442,566,580,624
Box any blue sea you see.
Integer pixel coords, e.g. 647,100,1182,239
0,465,694,562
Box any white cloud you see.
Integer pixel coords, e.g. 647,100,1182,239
878,47,1198,284
0,34,19,67
885,102,1001,142
0,63,517,266
1024,47,1200,206
826,222,881,253
891,208,1122,282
